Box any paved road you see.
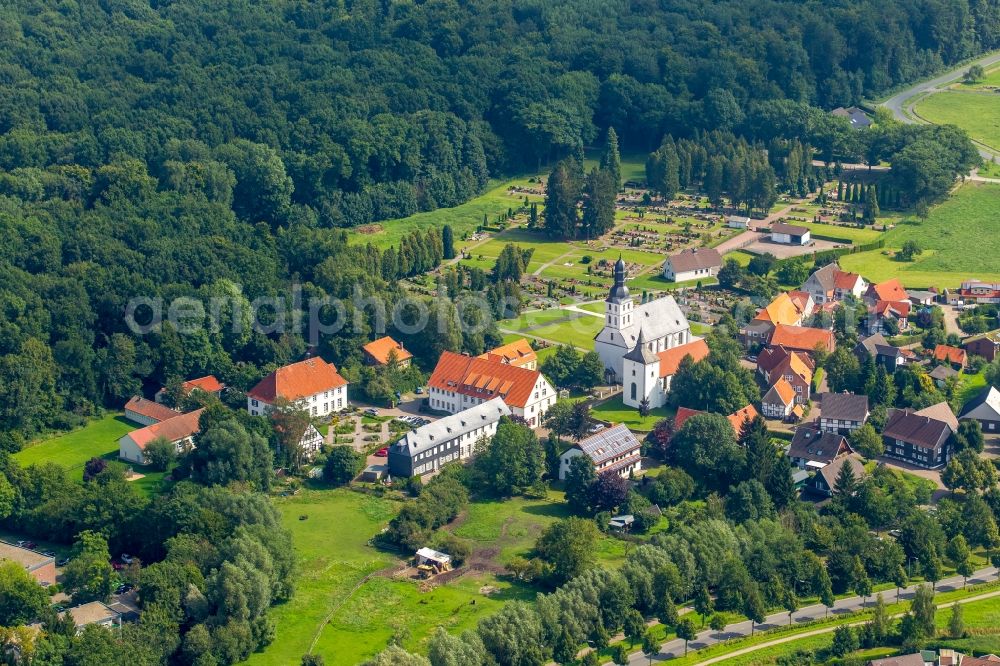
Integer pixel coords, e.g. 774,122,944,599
881,50,1000,159
615,565,998,665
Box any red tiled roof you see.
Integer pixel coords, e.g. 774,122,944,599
479,338,537,368
753,293,806,326
764,377,796,407
771,352,813,386
833,270,862,290
362,336,413,365
872,299,911,318
674,405,759,436
787,290,813,312
428,351,541,409
869,279,908,303
182,375,224,393
126,409,204,450
124,396,181,423
934,344,966,365
248,358,347,402
770,324,835,354
657,339,710,378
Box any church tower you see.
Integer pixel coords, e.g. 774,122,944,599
605,256,633,331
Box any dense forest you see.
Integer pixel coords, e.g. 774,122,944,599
0,0,992,439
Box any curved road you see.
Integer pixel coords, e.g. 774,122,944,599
881,50,1000,159
613,565,998,665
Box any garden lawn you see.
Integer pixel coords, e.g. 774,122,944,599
915,90,1000,152
528,315,605,348
15,414,133,472
841,183,1000,288
796,221,883,244
956,369,988,407
245,489,401,666
591,396,673,432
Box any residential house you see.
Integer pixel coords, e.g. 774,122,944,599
959,386,1000,434
674,404,760,437
768,351,813,404
154,375,224,405
478,338,538,370
727,215,750,229
387,398,510,477
965,330,1000,362
62,602,121,632
0,541,56,586
818,393,870,434
663,247,723,282
801,263,866,304
788,426,853,470
362,336,413,368
247,357,349,417
742,292,812,346
761,378,797,419
769,324,835,356
854,334,914,372
958,279,1000,304
865,279,909,306
558,424,642,480
866,299,911,335
622,335,710,409
867,654,930,666
428,351,555,427
124,396,180,426
285,423,324,460
934,344,967,370
770,223,810,245
756,345,815,384
809,453,866,497
831,106,872,129
882,402,958,469
118,409,204,465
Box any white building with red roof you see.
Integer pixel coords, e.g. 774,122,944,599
621,333,710,409
154,375,225,405
247,357,349,417
118,408,205,464
123,396,181,426
427,351,555,427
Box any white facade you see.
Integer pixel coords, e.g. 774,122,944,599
771,229,811,245
118,432,195,465
248,385,348,418
427,374,554,428
663,263,718,283
622,348,664,409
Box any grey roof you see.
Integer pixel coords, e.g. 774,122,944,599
573,424,641,467
928,365,958,381
771,222,809,235
960,385,1000,420
789,427,850,465
819,392,869,422
831,106,872,129
915,401,959,431
818,453,866,490
803,263,839,292
727,215,750,224
390,397,510,459
666,247,722,273
868,653,927,666
598,295,690,349
883,406,954,451
623,329,659,364
607,257,630,303
907,290,936,302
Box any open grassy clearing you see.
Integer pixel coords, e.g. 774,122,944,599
841,183,1000,288
979,159,1000,178
915,90,1000,151
795,221,884,244
15,413,132,471
954,63,1000,89
527,315,605,348
591,395,674,432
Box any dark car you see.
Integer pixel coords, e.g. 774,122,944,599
57,557,70,567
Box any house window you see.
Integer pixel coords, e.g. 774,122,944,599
251,399,258,407
630,383,637,400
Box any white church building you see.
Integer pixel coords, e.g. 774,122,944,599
594,258,703,409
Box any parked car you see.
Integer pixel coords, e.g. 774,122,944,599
41,550,55,558
415,387,424,394
587,423,606,434
375,447,389,457
364,408,379,417
22,541,37,550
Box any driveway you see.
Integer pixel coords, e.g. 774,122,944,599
713,230,762,255
616,565,998,665
742,238,848,259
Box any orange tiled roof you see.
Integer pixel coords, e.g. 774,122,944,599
248,358,348,402
787,290,813,312
753,293,805,326
657,339,710,378
429,351,541,409
362,336,413,365
872,299,911,318
183,375,224,393
770,324,835,353
869,278,908,302
478,338,537,368
934,344,966,365
124,396,181,423
127,409,204,450
772,351,813,386
833,270,862,290
767,377,797,406
674,404,759,436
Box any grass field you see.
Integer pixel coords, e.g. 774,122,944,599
500,309,604,349
915,90,1000,151
15,414,133,471
796,221,883,244
591,395,673,432
955,64,1000,89
841,183,1000,288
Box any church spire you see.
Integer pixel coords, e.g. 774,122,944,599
607,256,630,303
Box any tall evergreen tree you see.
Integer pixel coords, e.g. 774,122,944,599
544,161,579,239
601,127,622,191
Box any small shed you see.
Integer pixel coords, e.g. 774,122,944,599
609,515,635,531
360,464,389,482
